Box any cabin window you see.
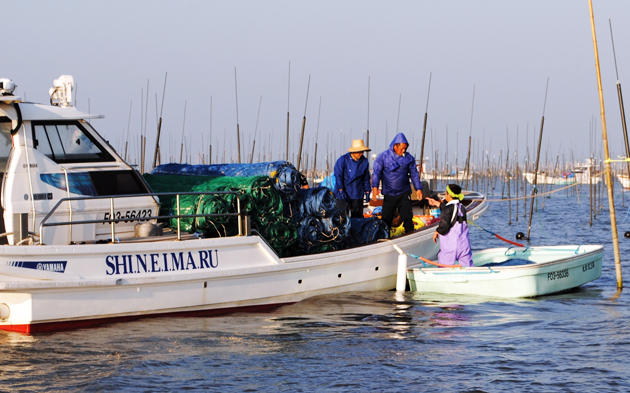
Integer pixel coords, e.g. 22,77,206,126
0,117,12,171
40,170,149,196
89,170,149,196
32,121,114,163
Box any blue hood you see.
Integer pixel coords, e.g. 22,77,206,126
372,132,422,196
389,133,410,149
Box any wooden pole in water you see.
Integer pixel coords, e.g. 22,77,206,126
152,72,167,171
142,80,149,173
609,19,630,183
124,100,132,162
527,79,549,241
179,101,187,164
250,96,263,164
515,161,519,220
286,62,291,162
588,158,593,227
297,75,311,171
234,68,242,164
312,96,322,185
396,94,402,134
366,76,370,150
209,96,213,165
419,73,432,178
464,85,475,190
506,128,512,225
140,88,145,172
589,0,623,289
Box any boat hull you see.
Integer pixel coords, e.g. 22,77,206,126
407,245,603,298
618,174,630,189
523,172,601,185
0,229,439,333
0,193,487,333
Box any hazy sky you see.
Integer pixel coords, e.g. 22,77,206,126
4,1,630,172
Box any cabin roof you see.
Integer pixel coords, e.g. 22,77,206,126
0,102,103,121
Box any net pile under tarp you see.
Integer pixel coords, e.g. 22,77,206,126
144,174,295,249
152,161,306,195
145,163,389,257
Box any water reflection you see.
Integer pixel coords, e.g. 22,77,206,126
0,331,37,345
1,195,630,391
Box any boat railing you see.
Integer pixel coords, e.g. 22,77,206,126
37,191,249,245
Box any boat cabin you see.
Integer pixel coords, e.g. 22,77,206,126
0,76,158,245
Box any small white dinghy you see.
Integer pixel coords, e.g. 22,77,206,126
407,245,603,298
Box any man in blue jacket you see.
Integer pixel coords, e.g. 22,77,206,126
334,139,372,218
372,133,423,233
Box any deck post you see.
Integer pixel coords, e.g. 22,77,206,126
396,253,408,292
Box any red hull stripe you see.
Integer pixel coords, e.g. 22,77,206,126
0,302,293,334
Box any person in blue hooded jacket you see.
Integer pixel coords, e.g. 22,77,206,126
371,133,423,233
334,139,372,218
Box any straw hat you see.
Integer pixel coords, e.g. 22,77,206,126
348,139,371,153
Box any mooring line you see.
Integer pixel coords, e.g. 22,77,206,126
467,220,525,247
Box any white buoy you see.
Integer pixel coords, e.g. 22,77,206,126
396,253,408,292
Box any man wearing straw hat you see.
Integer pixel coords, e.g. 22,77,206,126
372,132,423,233
334,139,372,218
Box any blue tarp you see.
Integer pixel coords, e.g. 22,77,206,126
152,161,306,195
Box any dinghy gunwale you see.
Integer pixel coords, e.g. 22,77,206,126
410,244,604,273
407,244,604,298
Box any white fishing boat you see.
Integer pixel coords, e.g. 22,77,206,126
421,170,472,181
617,173,630,189
0,76,489,333
406,245,603,298
523,159,601,185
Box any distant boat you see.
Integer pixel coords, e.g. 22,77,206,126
407,244,603,298
421,170,472,181
523,159,601,185
617,174,630,189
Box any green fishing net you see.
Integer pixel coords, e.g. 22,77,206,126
144,173,296,254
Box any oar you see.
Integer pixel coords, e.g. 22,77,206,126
467,220,525,247
408,253,462,268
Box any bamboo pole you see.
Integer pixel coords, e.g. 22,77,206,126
209,96,213,165
527,79,549,241
179,101,187,164
464,85,475,190
286,62,291,162
250,96,263,164
366,77,370,150
142,80,149,173
234,68,241,164
609,19,630,184
152,73,167,171
396,94,402,134
590,161,593,226
312,96,322,186
589,0,622,289
297,75,311,171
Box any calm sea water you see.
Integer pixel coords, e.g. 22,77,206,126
2,184,630,392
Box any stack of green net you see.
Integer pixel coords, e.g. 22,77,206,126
144,174,297,255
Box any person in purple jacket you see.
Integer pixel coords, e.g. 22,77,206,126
334,139,372,218
427,184,473,267
371,133,423,233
